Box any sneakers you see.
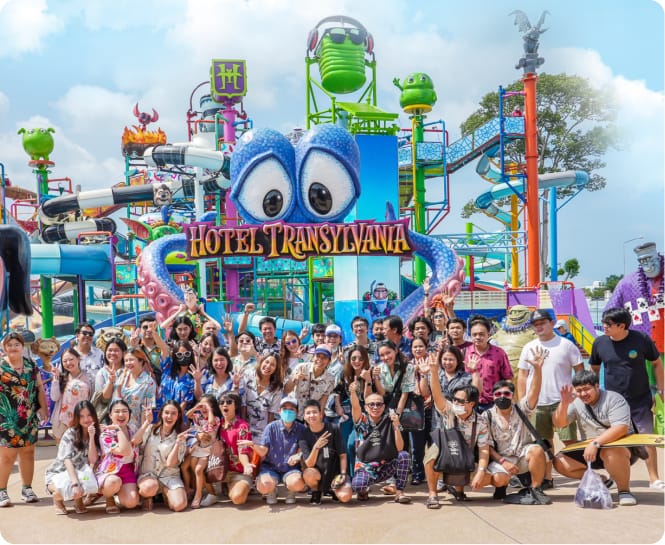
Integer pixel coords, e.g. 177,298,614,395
618,491,637,506
285,490,297,505
310,491,322,504
530,486,552,505
493,486,507,500
541,478,554,490
21,486,39,503
0,489,11,507
199,493,218,507
265,491,278,505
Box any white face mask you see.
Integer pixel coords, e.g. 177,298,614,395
452,404,467,416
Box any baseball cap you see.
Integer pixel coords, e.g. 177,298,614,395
554,319,568,330
313,345,332,358
530,309,553,323
280,396,299,409
325,324,342,337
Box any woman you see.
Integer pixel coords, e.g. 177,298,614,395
0,332,48,507
420,346,475,402
44,400,100,514
217,391,254,505
407,336,430,485
230,331,258,375
113,348,157,430
92,337,127,418
193,347,239,401
278,330,308,379
157,341,196,416
241,353,283,439
197,332,220,370
50,348,92,442
137,400,188,512
95,399,151,513
165,316,198,348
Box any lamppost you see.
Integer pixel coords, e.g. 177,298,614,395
623,236,644,275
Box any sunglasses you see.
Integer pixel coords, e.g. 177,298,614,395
238,339,253,344
433,314,445,319
285,339,299,346
366,402,384,409
452,397,472,405
141,325,151,330
493,390,513,398
80,331,94,337
175,351,192,359
220,399,234,406
324,27,367,45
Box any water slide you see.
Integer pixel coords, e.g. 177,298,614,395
30,243,111,280
549,285,598,354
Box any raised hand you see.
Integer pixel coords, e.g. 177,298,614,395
428,351,439,372
142,403,153,424
129,328,140,347
188,363,203,383
359,368,372,383
466,353,481,372
560,384,576,405
527,346,548,369
244,302,255,314
314,431,331,450
223,315,233,334
87,424,97,439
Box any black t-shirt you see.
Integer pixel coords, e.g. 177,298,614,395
299,422,343,474
589,330,659,406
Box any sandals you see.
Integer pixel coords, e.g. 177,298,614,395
141,498,154,512
105,497,120,514
381,484,397,495
447,486,469,502
83,493,102,507
649,480,665,490
74,498,88,514
357,490,369,501
191,497,201,509
426,496,441,509
394,493,412,504
53,499,68,515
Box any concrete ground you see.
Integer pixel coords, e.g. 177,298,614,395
1,446,663,544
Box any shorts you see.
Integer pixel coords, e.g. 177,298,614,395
116,462,138,484
487,443,542,475
138,472,184,491
223,471,253,486
533,402,577,442
191,445,212,458
258,468,302,483
423,443,480,473
630,403,655,434
562,447,638,470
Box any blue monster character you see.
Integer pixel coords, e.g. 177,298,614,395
229,124,360,223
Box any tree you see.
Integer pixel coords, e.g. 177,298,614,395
459,73,620,279
559,258,580,281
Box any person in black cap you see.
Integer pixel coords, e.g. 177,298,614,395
516,309,583,489
286,346,336,420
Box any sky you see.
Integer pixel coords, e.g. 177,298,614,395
0,0,663,289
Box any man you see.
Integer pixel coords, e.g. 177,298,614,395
553,370,639,506
239,303,281,355
373,315,411,363
349,382,411,503
305,323,327,355
343,316,377,359
517,309,584,489
324,324,345,383
423,357,489,508
464,316,513,412
484,349,552,505
286,346,336,420
371,318,385,342
554,319,577,346
73,322,104,389
300,399,352,504
590,307,664,489
129,315,169,384
447,318,472,352
245,397,306,505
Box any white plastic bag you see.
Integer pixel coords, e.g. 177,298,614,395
51,465,99,501
574,462,612,509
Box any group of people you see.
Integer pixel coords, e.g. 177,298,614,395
0,290,662,515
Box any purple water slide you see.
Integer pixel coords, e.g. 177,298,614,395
507,290,539,307
549,286,597,338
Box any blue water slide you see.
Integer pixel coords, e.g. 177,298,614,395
30,244,111,280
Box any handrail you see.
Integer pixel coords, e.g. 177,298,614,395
569,314,596,355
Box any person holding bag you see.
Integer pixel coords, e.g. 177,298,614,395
422,353,489,508
45,400,100,514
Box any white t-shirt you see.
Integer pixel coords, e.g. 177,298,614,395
517,335,582,405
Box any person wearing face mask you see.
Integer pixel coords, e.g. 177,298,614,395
243,396,306,505
157,341,197,417
422,351,489,508
483,350,551,505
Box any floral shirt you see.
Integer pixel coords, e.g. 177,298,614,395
50,374,91,431
377,363,416,394
77,346,105,392
96,426,138,481
44,427,91,485
242,372,282,437
202,371,243,400
464,344,513,405
219,417,252,473
114,370,156,430
292,361,336,419
0,357,41,447
157,357,195,412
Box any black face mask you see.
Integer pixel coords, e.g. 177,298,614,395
177,359,192,367
494,396,512,410
374,333,385,342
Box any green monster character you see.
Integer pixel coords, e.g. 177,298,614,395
393,73,437,111
17,127,55,161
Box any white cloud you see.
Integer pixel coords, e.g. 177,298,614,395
0,0,62,57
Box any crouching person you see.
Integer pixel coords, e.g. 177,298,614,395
553,370,639,506
349,381,411,504
242,396,306,505
300,399,352,504
423,354,489,508
484,348,552,505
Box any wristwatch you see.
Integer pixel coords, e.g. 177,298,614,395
592,440,601,448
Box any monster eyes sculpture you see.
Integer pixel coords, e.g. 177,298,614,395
229,124,361,224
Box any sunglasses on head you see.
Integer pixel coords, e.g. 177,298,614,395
175,351,192,359
80,331,94,337
324,26,367,45
493,390,513,398
366,402,384,409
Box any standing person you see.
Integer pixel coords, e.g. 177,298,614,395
372,340,415,419
241,353,284,439
343,316,377,360
305,323,327,355
349,383,411,503
374,315,412,363
243,397,307,505
554,320,578,346
324,324,345,383
161,287,220,338
517,309,583,489
239,303,281,355
408,316,436,351
465,316,513,412
44,400,100,515
165,316,198,349
196,332,221,372
50,348,92,442
113,348,157,431
137,401,188,512
0,332,48,507
553,370,640,506
300,400,352,504
590,307,664,489
192,347,239,402
447,318,473,352
231,331,259,375
286,346,336,420
420,346,477,402
371,318,385,342
92,338,127,418
406,336,430,485
157,341,196,416
129,317,169,385
279,330,309,379
73,323,104,390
